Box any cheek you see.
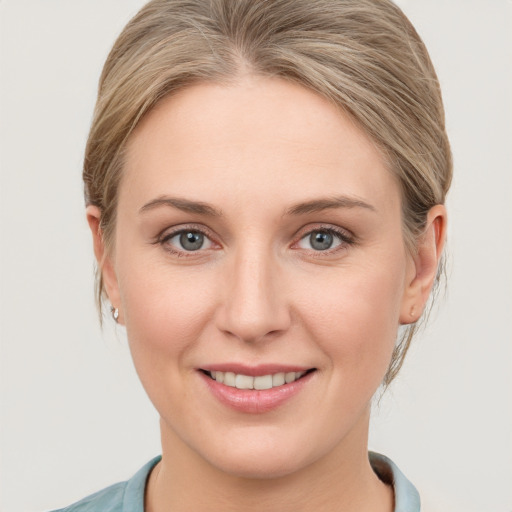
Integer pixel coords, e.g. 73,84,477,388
297,259,406,377
115,253,217,377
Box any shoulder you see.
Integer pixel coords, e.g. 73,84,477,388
49,456,161,512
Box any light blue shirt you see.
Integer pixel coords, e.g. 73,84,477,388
51,452,420,512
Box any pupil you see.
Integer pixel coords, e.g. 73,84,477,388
180,231,203,251
310,231,333,250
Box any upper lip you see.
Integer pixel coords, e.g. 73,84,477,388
199,363,315,377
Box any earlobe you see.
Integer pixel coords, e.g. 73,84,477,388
400,205,447,324
86,205,122,321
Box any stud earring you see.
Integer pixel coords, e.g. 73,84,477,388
110,306,119,323
410,305,416,320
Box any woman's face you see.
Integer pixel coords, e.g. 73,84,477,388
99,77,421,478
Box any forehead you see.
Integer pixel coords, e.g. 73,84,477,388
121,76,399,214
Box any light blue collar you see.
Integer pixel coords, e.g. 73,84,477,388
370,451,421,512
121,453,420,512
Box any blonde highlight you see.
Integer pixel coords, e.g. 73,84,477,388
84,0,452,383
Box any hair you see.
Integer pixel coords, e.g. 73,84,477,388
84,0,452,386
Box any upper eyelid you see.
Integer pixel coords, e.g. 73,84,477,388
155,226,218,256
157,224,216,242
292,228,356,259
293,229,354,249
294,223,355,242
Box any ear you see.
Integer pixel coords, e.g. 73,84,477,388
400,204,447,324
86,205,123,324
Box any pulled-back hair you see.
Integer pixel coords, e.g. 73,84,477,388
84,0,452,385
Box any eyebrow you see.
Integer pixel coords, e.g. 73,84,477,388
139,194,376,217
285,196,376,216
139,196,223,216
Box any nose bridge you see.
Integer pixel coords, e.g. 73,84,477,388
218,241,290,342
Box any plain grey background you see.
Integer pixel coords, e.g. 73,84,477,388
0,1,511,511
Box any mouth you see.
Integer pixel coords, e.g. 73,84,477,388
197,364,317,413
200,368,316,390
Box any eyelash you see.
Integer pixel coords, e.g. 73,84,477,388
154,224,355,257
154,224,217,257
293,225,355,255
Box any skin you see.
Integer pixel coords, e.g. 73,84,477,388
88,75,446,512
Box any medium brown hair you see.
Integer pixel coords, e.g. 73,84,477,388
84,0,452,385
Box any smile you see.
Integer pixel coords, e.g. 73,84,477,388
204,370,311,390
199,367,317,413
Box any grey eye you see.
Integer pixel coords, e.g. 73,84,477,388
179,231,205,251
309,231,333,250
297,229,343,251
163,230,213,252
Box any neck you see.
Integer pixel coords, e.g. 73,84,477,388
146,411,393,512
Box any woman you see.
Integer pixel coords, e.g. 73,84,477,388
57,0,451,510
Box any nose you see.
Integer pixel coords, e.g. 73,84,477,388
215,247,291,344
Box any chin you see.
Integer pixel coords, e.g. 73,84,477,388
209,450,307,480
196,428,324,480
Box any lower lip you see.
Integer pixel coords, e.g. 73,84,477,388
199,371,315,414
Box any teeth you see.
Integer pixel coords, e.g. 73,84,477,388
235,374,254,389
254,375,273,390
272,372,285,386
285,372,296,383
210,370,308,389
224,372,235,387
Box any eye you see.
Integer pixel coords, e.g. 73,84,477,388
296,228,350,251
162,229,213,252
